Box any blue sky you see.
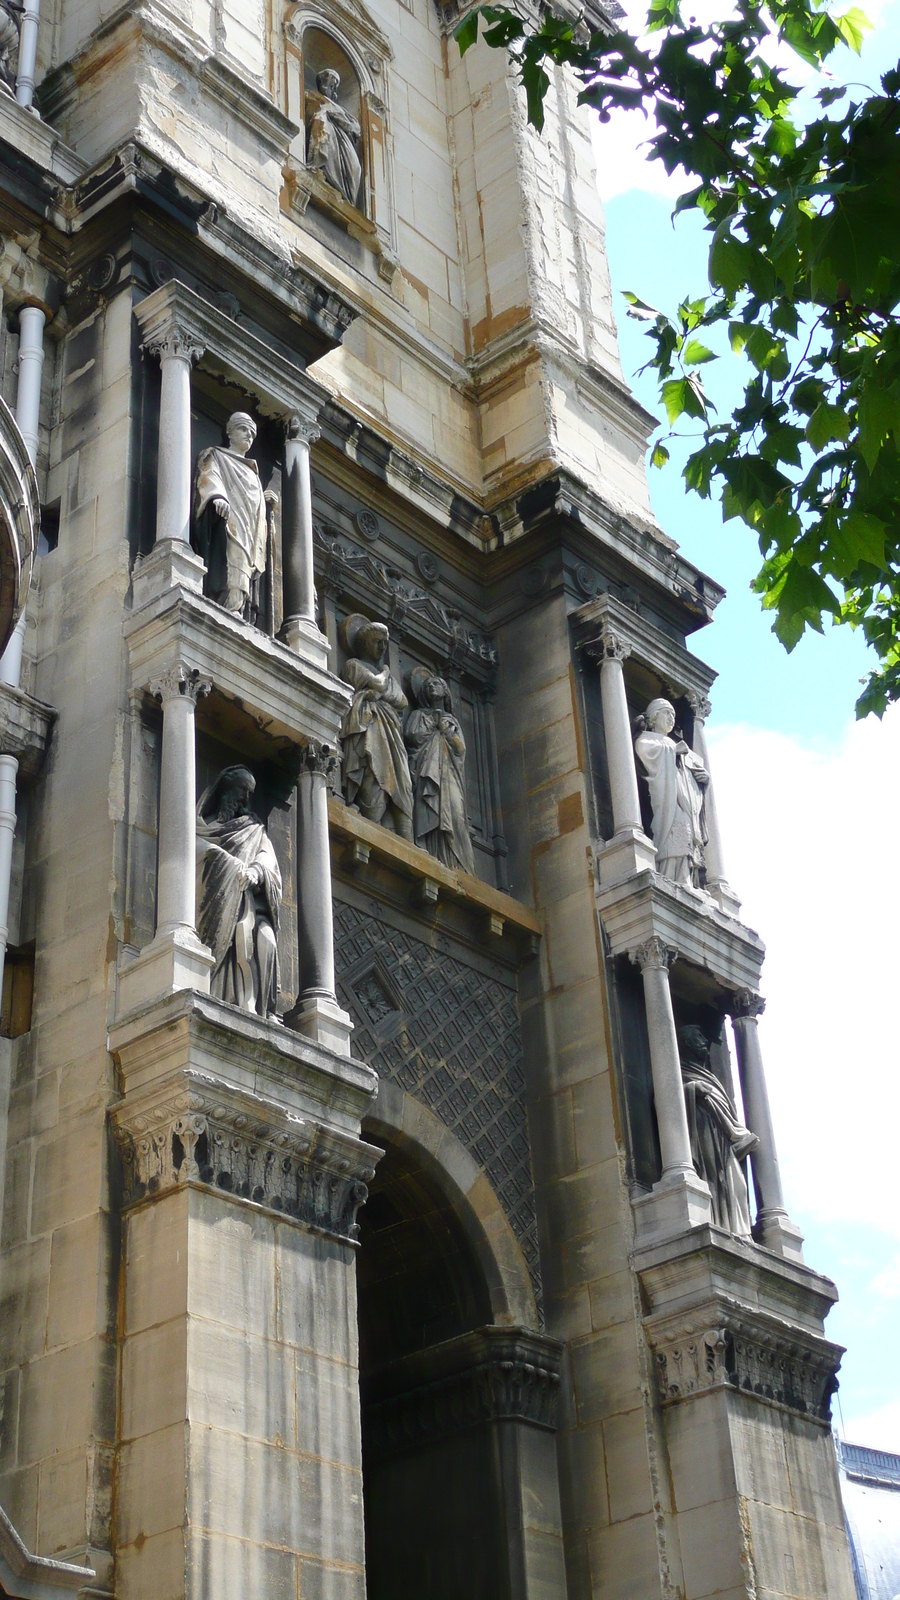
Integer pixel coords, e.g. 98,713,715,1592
594,2,900,1448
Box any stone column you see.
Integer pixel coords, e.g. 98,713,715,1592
133,328,207,604
0,753,17,969
630,936,711,1243
280,413,330,669
730,991,805,1261
284,739,353,1057
116,665,214,1015
687,690,742,915
591,628,656,885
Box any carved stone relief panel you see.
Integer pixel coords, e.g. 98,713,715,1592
334,895,542,1314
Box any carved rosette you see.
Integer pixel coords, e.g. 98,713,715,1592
148,664,213,707
111,1072,376,1244
650,1313,841,1423
730,989,766,1021
630,936,677,973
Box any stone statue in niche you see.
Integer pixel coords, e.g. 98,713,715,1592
677,1024,758,1237
196,765,282,1018
340,614,413,839
305,67,363,209
404,668,475,874
634,697,709,887
193,412,276,621
0,1,21,96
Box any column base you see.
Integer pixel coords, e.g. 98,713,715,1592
707,876,743,918
755,1207,805,1264
280,614,331,671
632,1168,712,1248
117,927,214,1018
132,539,207,607
595,827,657,887
283,993,354,1057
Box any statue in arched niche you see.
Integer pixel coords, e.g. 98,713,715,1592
634,696,709,887
340,614,413,839
306,65,363,209
677,1024,758,1237
404,668,475,874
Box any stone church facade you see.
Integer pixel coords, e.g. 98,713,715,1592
0,0,859,1591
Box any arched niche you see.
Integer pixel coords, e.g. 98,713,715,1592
0,392,38,659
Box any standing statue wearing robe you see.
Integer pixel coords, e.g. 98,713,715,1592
196,765,282,1018
677,1024,759,1237
634,696,709,887
305,68,363,210
193,412,270,619
340,614,414,839
404,668,475,874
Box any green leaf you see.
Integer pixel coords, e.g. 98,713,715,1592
830,510,887,576
661,376,707,423
454,10,480,53
856,382,900,472
682,338,716,366
650,441,671,467
835,7,872,52
806,401,852,449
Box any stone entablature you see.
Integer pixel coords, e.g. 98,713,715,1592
598,871,764,1001
575,590,716,705
0,681,54,786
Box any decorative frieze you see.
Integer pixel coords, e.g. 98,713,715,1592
652,1311,840,1423
112,1068,378,1243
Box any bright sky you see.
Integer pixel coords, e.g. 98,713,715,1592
592,1,900,1448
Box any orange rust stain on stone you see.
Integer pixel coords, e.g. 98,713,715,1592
402,269,430,304
557,790,583,836
471,304,531,354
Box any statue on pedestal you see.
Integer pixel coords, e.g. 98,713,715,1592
404,668,475,874
340,614,413,840
634,697,709,887
677,1024,758,1237
196,765,282,1018
193,412,275,621
306,68,363,209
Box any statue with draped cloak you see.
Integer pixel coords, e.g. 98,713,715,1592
305,68,363,210
404,668,475,874
193,412,271,620
340,614,414,840
677,1024,759,1237
196,765,282,1018
634,696,709,887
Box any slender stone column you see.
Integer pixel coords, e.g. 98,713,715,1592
589,628,656,885
0,754,17,968
284,739,353,1056
687,690,741,916
116,665,214,1016
281,413,329,667
15,0,40,108
730,991,805,1261
133,328,207,604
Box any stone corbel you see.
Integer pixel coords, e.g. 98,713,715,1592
0,234,60,322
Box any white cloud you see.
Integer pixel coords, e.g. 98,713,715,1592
870,1253,900,1300
841,1399,900,1452
707,705,900,1236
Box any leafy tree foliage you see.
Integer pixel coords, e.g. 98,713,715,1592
457,0,900,715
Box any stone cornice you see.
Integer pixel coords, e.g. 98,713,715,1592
575,591,718,701
0,682,54,786
363,1328,563,1459
597,871,765,999
134,279,329,425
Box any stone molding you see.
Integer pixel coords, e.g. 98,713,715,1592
599,871,765,998
363,1328,563,1460
650,1302,841,1424
0,682,54,786
134,278,330,426
111,1067,377,1242
574,590,717,705
0,1500,94,1598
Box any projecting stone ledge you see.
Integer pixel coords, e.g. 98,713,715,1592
0,682,54,786
597,868,765,998
0,1499,93,1600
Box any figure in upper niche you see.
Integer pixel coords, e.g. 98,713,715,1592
196,765,282,1018
404,668,475,874
0,1,21,96
340,614,413,840
306,68,363,210
193,412,275,621
634,697,708,887
677,1024,758,1237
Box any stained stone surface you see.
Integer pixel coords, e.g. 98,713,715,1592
333,897,541,1311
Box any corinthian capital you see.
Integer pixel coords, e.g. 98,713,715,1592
630,936,676,973
730,989,766,1021
587,625,631,665
148,664,213,707
299,738,337,779
687,690,713,722
144,324,205,364
286,412,322,446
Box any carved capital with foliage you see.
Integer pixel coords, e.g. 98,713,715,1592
630,936,677,973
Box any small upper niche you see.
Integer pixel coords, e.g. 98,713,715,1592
303,29,364,212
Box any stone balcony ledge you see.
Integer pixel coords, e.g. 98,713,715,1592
597,868,764,1000
124,581,351,749
0,682,55,785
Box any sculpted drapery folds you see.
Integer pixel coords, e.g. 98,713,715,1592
677,1024,759,1238
306,68,363,210
340,614,413,840
634,696,709,888
404,668,475,874
196,765,282,1018
193,412,274,619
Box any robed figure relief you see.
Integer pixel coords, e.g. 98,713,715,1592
306,68,363,210
196,766,282,1018
634,697,709,888
677,1024,758,1237
340,614,413,840
193,412,274,621
404,668,475,874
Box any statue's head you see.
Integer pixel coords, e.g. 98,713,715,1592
343,613,389,665
677,1023,711,1068
646,697,676,735
204,764,257,822
226,413,257,457
316,67,341,101
409,666,452,710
